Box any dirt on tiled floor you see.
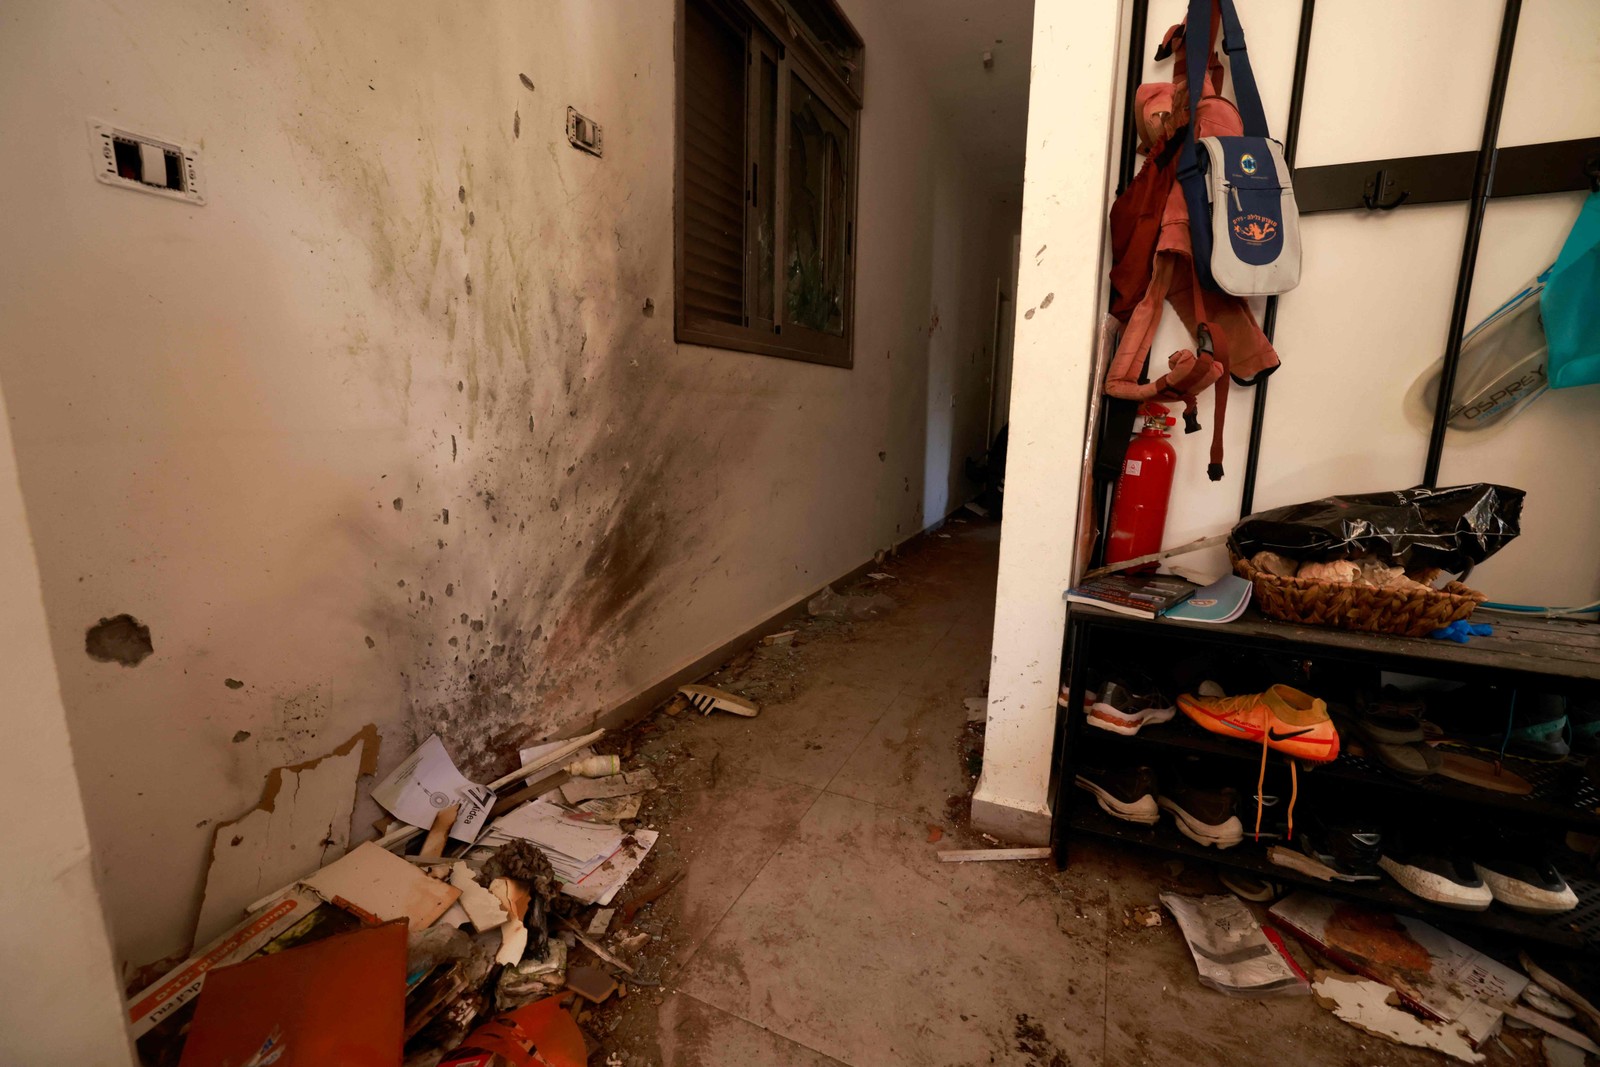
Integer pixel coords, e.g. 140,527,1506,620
576,519,1548,1067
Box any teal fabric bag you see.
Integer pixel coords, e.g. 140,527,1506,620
1543,190,1600,389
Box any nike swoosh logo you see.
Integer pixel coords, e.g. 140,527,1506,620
1268,727,1315,741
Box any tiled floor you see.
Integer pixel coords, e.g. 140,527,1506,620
606,521,1459,1067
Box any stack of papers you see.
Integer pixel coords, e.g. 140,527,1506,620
479,799,656,906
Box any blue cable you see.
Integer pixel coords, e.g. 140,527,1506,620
1480,599,1600,616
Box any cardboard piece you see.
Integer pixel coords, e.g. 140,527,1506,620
178,920,407,1067
450,862,511,932
1270,893,1526,1046
193,725,380,946
127,888,323,1039
559,770,658,805
1312,972,1483,1063
303,841,460,928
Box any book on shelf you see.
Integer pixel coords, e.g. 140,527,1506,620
1066,573,1198,619
1162,574,1253,624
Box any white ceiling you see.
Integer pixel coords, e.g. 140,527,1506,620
878,0,1037,204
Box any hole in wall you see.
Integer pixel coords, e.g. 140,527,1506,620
85,614,153,666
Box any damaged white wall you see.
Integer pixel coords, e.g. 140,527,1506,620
0,0,1011,970
0,384,134,1065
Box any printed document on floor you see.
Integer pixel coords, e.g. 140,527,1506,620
371,734,493,841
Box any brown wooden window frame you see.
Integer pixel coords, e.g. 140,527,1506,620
675,0,864,369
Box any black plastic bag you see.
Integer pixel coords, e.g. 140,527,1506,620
1230,485,1524,572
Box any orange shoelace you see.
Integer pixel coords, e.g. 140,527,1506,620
1254,731,1297,842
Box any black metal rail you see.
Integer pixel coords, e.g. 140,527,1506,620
1237,0,1317,519
1423,0,1523,488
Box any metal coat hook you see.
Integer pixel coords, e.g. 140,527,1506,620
1362,167,1410,210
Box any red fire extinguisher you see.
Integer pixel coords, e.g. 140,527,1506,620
1105,402,1176,572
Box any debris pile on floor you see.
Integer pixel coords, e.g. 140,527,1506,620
125,721,697,1066
1151,881,1600,1064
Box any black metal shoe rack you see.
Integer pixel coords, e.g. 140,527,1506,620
1090,0,1600,541
1051,605,1600,954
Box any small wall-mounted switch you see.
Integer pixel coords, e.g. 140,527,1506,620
567,107,602,157
89,120,205,204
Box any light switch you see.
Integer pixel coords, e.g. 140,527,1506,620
88,120,205,205
138,142,167,187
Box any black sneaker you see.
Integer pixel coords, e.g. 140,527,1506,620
1083,675,1176,736
1378,833,1491,911
1297,812,1383,879
1475,842,1579,914
1156,780,1243,849
1074,765,1159,825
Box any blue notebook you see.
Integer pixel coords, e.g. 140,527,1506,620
1162,575,1252,624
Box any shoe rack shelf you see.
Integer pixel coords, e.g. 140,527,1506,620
1052,605,1600,953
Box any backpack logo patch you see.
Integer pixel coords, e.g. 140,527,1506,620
1239,153,1258,175
1232,214,1278,244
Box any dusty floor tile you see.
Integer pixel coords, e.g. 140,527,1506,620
656,993,848,1067
678,792,1109,1067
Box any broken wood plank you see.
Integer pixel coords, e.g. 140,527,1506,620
192,724,381,947
556,916,636,976
619,869,684,925
1496,1002,1600,1055
937,847,1052,863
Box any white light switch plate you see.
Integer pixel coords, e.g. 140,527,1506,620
88,119,205,205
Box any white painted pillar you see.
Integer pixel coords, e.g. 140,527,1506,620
972,0,1123,843
0,381,135,1064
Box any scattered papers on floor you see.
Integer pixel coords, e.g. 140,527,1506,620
1270,892,1526,1046
372,734,494,842
1160,892,1308,997
480,799,657,905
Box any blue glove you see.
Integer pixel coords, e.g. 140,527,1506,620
1428,620,1493,643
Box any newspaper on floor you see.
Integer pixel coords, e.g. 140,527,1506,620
1160,892,1310,997
371,734,493,842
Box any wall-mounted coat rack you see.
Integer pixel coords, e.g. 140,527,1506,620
1101,0,1600,539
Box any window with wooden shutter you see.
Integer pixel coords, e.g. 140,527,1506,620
675,0,863,368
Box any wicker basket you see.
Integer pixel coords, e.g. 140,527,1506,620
1231,551,1487,638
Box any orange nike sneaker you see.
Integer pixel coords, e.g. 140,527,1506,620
1177,684,1340,763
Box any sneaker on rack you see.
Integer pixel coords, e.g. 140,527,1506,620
1073,764,1159,825
1084,677,1176,736
1296,811,1383,880
1431,687,1570,763
1156,780,1244,850
1177,684,1340,762
1474,842,1580,914
1378,833,1492,911
1569,695,1600,756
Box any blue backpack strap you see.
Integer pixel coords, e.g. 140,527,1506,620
1216,0,1269,137
1176,0,1211,183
